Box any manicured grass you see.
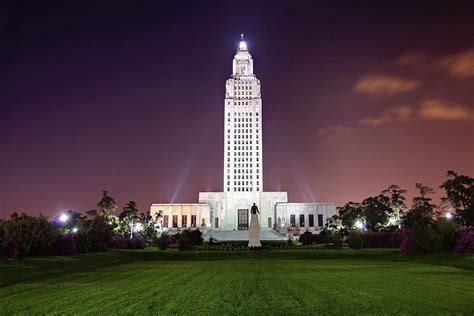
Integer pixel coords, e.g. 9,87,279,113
1,249,473,315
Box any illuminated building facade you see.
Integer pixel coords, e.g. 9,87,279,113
151,36,336,236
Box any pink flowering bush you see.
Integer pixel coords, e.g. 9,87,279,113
454,228,474,253
110,236,145,249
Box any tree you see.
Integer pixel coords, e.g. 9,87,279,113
440,171,474,226
360,194,392,232
337,202,362,231
97,190,117,217
382,185,407,228
403,183,436,228
117,201,140,237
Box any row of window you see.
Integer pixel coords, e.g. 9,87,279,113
228,134,259,139
163,215,199,229
227,187,260,192
228,140,259,145
228,181,260,186
227,151,259,157
227,112,259,116
289,214,324,227
226,166,260,174
228,146,259,151
231,117,259,122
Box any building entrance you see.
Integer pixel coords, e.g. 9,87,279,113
238,209,249,230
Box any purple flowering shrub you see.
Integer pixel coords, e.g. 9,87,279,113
361,231,402,248
110,236,146,249
49,234,77,256
127,237,146,249
110,236,129,249
454,227,474,253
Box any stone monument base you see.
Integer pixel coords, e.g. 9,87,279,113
248,213,261,247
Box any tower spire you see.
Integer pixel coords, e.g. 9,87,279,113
241,33,244,41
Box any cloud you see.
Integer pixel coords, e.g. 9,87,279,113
353,74,420,97
396,52,429,68
397,48,474,79
317,126,353,144
418,99,474,120
359,105,413,127
437,49,474,79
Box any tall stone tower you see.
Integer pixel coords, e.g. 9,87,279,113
223,34,263,193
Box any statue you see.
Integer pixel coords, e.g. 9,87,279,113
251,203,260,215
248,203,261,247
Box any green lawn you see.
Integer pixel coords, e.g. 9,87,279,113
1,249,473,315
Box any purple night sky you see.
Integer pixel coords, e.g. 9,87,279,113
2,1,473,218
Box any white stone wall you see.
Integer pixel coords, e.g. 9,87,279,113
150,203,211,232
275,203,337,234
199,191,288,230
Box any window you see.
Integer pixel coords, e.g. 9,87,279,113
309,214,314,227
172,215,178,228
163,215,169,228
290,214,296,226
215,217,219,229
191,215,197,228
318,214,324,227
182,215,187,228
268,217,272,228
300,214,305,227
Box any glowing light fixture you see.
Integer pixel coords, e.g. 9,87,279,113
72,227,79,233
355,220,364,229
446,212,453,219
239,33,247,50
59,214,69,223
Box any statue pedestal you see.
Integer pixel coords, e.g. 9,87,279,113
248,213,261,247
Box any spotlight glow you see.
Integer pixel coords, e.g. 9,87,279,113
71,227,79,233
446,212,453,219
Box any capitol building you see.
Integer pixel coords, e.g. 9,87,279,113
150,36,335,239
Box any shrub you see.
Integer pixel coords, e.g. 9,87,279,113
411,223,443,253
299,231,313,245
127,237,146,249
156,233,169,250
178,231,192,251
331,234,343,250
313,233,328,244
1,239,20,259
361,231,402,248
349,230,363,249
434,219,460,251
191,230,203,246
49,234,77,256
454,227,474,253
401,220,460,255
110,236,129,249
168,234,179,245
2,213,56,257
